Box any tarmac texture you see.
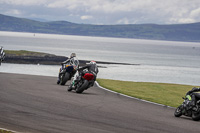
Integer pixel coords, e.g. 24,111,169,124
0,72,200,133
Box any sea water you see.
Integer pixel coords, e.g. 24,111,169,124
0,31,200,86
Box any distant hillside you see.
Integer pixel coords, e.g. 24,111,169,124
0,14,200,42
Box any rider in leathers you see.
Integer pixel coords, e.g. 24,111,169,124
57,53,77,84
72,61,99,88
79,61,98,80
0,47,5,65
186,87,200,108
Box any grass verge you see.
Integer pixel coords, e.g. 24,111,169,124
0,128,15,133
97,79,197,107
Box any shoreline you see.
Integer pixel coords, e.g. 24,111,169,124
4,56,140,66
4,50,140,66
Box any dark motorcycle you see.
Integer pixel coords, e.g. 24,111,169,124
0,56,2,65
59,57,79,85
174,94,200,121
0,47,5,66
68,70,95,93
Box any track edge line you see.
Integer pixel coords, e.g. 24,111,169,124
95,81,175,109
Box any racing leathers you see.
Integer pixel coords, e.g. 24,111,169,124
0,47,5,65
72,63,99,87
186,87,200,106
57,57,77,84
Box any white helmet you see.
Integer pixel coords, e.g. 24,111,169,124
70,53,76,58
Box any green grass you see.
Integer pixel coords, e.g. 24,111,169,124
0,128,14,133
97,79,196,107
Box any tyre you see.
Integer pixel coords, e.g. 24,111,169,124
174,106,182,117
76,80,89,93
192,111,200,121
60,73,70,85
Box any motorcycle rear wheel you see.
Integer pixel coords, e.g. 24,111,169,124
174,106,182,117
60,73,70,85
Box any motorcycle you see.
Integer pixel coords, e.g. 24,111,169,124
68,70,95,93
0,55,2,65
174,94,200,121
0,57,2,65
58,57,79,85
0,47,5,65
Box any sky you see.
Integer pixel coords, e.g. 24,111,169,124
0,0,200,25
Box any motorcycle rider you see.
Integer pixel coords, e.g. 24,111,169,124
57,53,78,84
186,87,200,109
71,60,99,88
0,46,5,65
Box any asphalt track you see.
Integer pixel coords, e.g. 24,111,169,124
0,72,200,133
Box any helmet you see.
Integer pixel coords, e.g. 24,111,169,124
70,53,76,58
90,60,96,65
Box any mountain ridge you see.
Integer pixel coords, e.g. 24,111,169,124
0,14,200,42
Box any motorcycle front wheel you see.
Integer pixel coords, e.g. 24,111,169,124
76,80,89,93
174,105,182,117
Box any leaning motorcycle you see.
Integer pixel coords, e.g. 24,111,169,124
0,47,5,66
0,56,2,65
0,54,5,65
174,94,200,121
59,57,79,85
0,57,2,65
68,70,95,93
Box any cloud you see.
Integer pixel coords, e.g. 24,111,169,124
190,8,200,18
169,18,196,24
0,0,200,24
0,0,48,6
81,15,93,20
117,18,130,24
5,9,22,15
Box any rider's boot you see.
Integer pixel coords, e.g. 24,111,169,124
57,79,60,84
57,76,61,84
71,80,75,89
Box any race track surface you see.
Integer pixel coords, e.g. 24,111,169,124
0,72,200,133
